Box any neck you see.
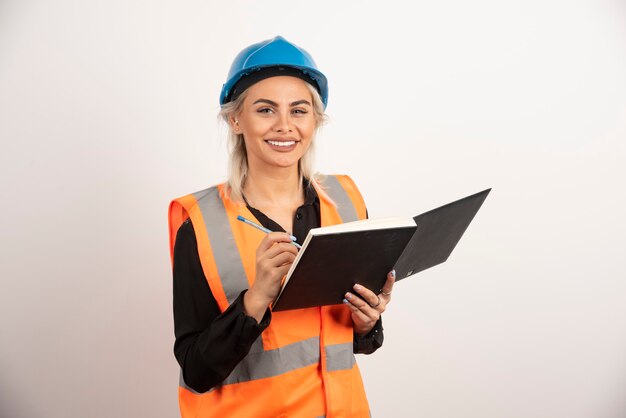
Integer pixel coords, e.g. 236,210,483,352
243,164,303,208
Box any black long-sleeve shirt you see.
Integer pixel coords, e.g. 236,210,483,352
173,182,384,393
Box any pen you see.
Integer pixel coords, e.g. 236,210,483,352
236,215,302,249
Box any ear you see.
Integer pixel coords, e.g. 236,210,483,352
229,114,241,133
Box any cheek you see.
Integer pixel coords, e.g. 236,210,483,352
297,119,317,138
242,122,268,139
241,130,259,149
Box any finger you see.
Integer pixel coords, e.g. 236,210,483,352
263,242,299,260
345,291,382,315
257,232,295,253
352,284,380,307
343,295,380,327
274,262,294,278
259,239,299,263
380,269,396,296
343,298,373,323
272,264,291,283
268,251,297,268
258,251,296,276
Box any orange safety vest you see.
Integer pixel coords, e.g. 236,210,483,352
168,175,371,418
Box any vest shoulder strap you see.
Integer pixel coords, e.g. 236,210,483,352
168,185,220,263
319,174,367,222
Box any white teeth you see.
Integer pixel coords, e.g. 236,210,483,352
267,140,296,147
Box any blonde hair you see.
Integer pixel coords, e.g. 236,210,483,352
219,80,327,203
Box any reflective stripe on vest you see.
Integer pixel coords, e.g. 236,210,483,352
191,187,247,305
180,338,356,392
323,175,359,223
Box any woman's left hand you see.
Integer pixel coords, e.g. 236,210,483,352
343,270,396,336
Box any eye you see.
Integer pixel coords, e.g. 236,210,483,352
292,108,308,115
257,107,274,114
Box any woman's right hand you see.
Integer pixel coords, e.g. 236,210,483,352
244,232,299,322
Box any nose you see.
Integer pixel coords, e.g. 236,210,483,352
272,110,293,133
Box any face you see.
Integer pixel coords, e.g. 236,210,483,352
232,76,317,173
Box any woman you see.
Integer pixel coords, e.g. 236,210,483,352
168,35,395,418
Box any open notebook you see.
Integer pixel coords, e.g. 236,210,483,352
271,188,491,312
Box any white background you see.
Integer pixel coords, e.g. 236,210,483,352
1,1,625,417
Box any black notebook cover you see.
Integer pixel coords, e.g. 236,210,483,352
393,188,491,281
272,225,417,311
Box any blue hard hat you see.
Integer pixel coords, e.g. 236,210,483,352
220,36,328,109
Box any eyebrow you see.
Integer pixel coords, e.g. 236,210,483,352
252,99,312,107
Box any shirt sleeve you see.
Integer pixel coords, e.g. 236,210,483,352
353,317,384,354
173,220,271,393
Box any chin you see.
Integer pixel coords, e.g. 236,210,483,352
274,161,299,169
270,156,303,168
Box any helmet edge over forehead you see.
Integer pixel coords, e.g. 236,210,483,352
220,36,328,109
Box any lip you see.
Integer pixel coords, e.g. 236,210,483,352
264,138,300,152
264,137,299,143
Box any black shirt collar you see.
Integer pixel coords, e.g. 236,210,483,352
243,178,319,209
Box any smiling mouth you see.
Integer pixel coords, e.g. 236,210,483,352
265,140,297,147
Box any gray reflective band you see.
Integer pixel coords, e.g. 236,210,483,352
193,187,249,305
223,336,321,385
179,337,355,393
248,334,265,355
180,337,355,394
324,176,359,223
325,342,356,372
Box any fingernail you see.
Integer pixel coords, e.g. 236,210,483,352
345,293,352,300
390,270,396,279
353,284,362,291
342,298,349,304
290,235,297,241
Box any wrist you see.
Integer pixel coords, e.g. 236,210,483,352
355,326,373,338
355,316,383,338
243,289,270,323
